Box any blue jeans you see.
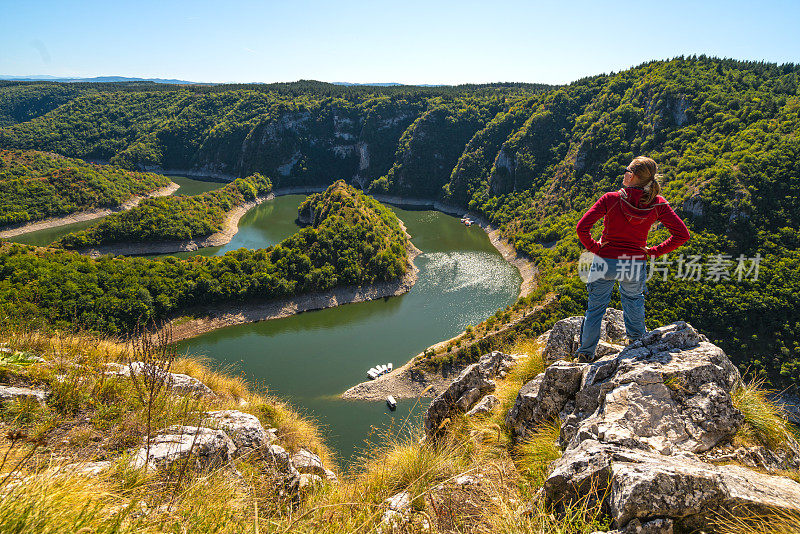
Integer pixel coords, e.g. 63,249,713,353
576,256,648,359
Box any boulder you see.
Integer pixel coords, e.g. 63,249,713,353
205,410,274,456
291,448,337,482
543,309,626,363
107,362,216,397
131,425,236,470
546,439,800,531
465,394,500,417
264,444,300,479
0,385,47,403
424,351,519,438
505,360,586,439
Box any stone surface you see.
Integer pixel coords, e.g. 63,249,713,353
379,491,413,531
547,439,800,530
513,320,800,530
291,448,337,482
264,444,300,479
465,394,500,417
702,439,800,472
0,385,48,403
205,410,273,455
543,308,626,363
107,362,215,397
132,425,236,470
424,351,519,438
505,360,586,439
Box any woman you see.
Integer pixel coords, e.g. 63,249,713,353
574,156,691,361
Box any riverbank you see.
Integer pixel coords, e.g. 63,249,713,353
369,195,537,299
165,224,421,342
78,186,329,257
340,293,556,401
0,182,180,239
79,192,275,257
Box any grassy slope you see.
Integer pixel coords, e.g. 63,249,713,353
2,326,795,532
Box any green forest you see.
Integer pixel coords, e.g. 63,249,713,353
0,149,170,226
1,56,799,388
0,181,408,336
54,173,271,248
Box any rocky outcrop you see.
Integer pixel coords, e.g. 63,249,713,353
132,425,236,471
0,385,48,403
205,410,276,456
107,362,216,397
506,318,800,531
541,307,626,363
424,351,521,438
465,394,500,417
291,449,338,482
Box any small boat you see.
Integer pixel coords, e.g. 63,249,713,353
366,363,394,380
386,395,397,410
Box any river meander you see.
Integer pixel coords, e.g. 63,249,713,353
173,195,522,467
10,179,522,468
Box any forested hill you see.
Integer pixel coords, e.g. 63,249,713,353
1,56,799,388
0,181,409,336
54,173,272,248
0,149,170,226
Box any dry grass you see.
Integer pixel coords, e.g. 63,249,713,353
0,323,617,533
732,378,796,449
514,420,562,488
710,507,800,534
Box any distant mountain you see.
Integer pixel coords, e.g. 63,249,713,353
0,75,198,84
332,82,447,87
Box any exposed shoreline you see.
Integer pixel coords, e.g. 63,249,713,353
77,186,329,257
0,183,180,240
340,293,555,402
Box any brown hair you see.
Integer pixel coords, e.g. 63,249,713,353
629,156,661,206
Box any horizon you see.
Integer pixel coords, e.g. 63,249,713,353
2,53,796,88
3,0,799,86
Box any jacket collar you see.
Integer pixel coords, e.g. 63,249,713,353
617,186,668,224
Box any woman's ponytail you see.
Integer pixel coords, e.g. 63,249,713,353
629,156,661,206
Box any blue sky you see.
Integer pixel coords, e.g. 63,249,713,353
2,0,798,85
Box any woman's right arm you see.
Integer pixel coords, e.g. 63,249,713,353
576,194,609,254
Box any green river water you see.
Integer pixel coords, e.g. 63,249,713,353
173,195,521,467
11,177,522,468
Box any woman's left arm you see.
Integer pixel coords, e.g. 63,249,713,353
647,203,691,257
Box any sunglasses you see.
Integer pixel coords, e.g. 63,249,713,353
624,167,634,175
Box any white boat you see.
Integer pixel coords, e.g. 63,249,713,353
386,395,397,410
366,363,393,380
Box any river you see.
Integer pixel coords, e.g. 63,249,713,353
173,195,521,467
9,179,522,468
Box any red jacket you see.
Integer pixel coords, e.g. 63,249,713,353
576,186,690,260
